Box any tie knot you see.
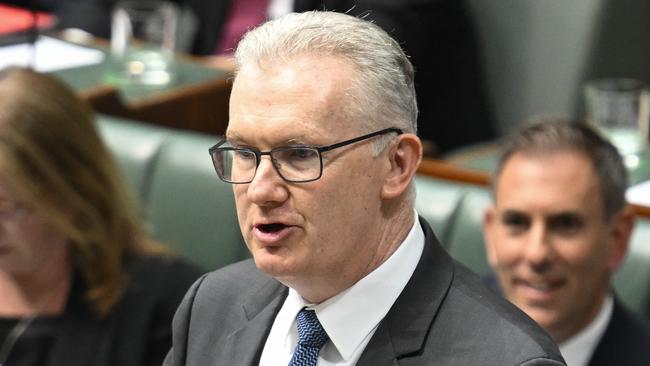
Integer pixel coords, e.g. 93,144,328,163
295,309,329,348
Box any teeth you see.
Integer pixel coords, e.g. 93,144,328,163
527,282,551,291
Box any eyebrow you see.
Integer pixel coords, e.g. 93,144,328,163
546,212,584,223
500,209,583,221
501,209,528,218
547,211,581,218
225,135,315,148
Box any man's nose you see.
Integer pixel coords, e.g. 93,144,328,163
246,157,289,206
524,224,554,272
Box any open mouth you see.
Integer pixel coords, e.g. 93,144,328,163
256,223,288,233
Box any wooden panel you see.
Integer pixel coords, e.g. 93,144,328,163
417,158,491,186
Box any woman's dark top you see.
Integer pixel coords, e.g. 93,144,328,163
0,317,59,366
0,254,202,366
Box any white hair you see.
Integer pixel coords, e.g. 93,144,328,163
234,10,418,151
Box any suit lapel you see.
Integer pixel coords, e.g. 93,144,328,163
357,218,455,365
219,279,288,366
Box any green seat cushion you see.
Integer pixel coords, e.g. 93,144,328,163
414,175,468,247
614,218,650,317
145,130,248,270
445,187,493,276
96,114,168,200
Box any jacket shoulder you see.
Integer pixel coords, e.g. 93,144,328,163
164,259,284,366
428,261,565,365
195,259,275,302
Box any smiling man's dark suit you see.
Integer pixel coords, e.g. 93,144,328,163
586,298,650,366
483,277,650,365
164,219,564,366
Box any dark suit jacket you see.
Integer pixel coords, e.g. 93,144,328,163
587,298,650,366
484,276,650,366
164,218,565,365
36,255,202,366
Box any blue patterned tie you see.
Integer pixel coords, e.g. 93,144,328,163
287,308,329,366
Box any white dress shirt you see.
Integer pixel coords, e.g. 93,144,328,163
259,212,424,365
559,295,613,366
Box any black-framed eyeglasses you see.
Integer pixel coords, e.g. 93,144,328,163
208,127,403,184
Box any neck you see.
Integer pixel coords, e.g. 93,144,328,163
553,290,609,344
0,257,72,317
296,205,415,304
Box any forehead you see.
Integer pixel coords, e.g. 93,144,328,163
495,151,603,215
227,55,359,145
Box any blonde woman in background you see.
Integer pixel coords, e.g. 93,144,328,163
0,68,202,366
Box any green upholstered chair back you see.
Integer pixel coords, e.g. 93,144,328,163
96,116,168,200
614,219,650,317
414,176,468,247
145,130,248,271
415,177,492,274
444,187,492,276
97,115,247,271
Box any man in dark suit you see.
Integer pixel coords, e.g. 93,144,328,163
483,119,650,366
164,11,563,366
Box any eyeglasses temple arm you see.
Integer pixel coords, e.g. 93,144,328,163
318,128,403,153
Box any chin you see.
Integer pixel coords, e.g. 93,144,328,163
252,249,299,278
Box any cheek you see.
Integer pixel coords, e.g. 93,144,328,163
491,231,525,267
560,238,611,273
299,180,377,251
233,186,247,207
233,187,250,225
4,223,60,270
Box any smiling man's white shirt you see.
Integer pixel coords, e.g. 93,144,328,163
559,295,613,366
259,211,424,365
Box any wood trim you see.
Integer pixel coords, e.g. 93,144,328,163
632,204,650,218
126,76,231,110
417,158,491,186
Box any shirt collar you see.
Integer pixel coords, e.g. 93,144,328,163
559,295,613,366
284,211,425,360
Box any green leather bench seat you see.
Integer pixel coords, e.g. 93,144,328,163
616,220,650,317
96,115,650,318
145,131,249,270
413,178,468,245
96,118,168,200
97,115,247,270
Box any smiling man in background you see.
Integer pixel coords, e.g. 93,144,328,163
484,119,650,366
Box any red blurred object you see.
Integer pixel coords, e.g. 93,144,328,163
0,3,54,35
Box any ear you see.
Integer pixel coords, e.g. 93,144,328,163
381,133,422,199
607,205,635,271
483,204,499,268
